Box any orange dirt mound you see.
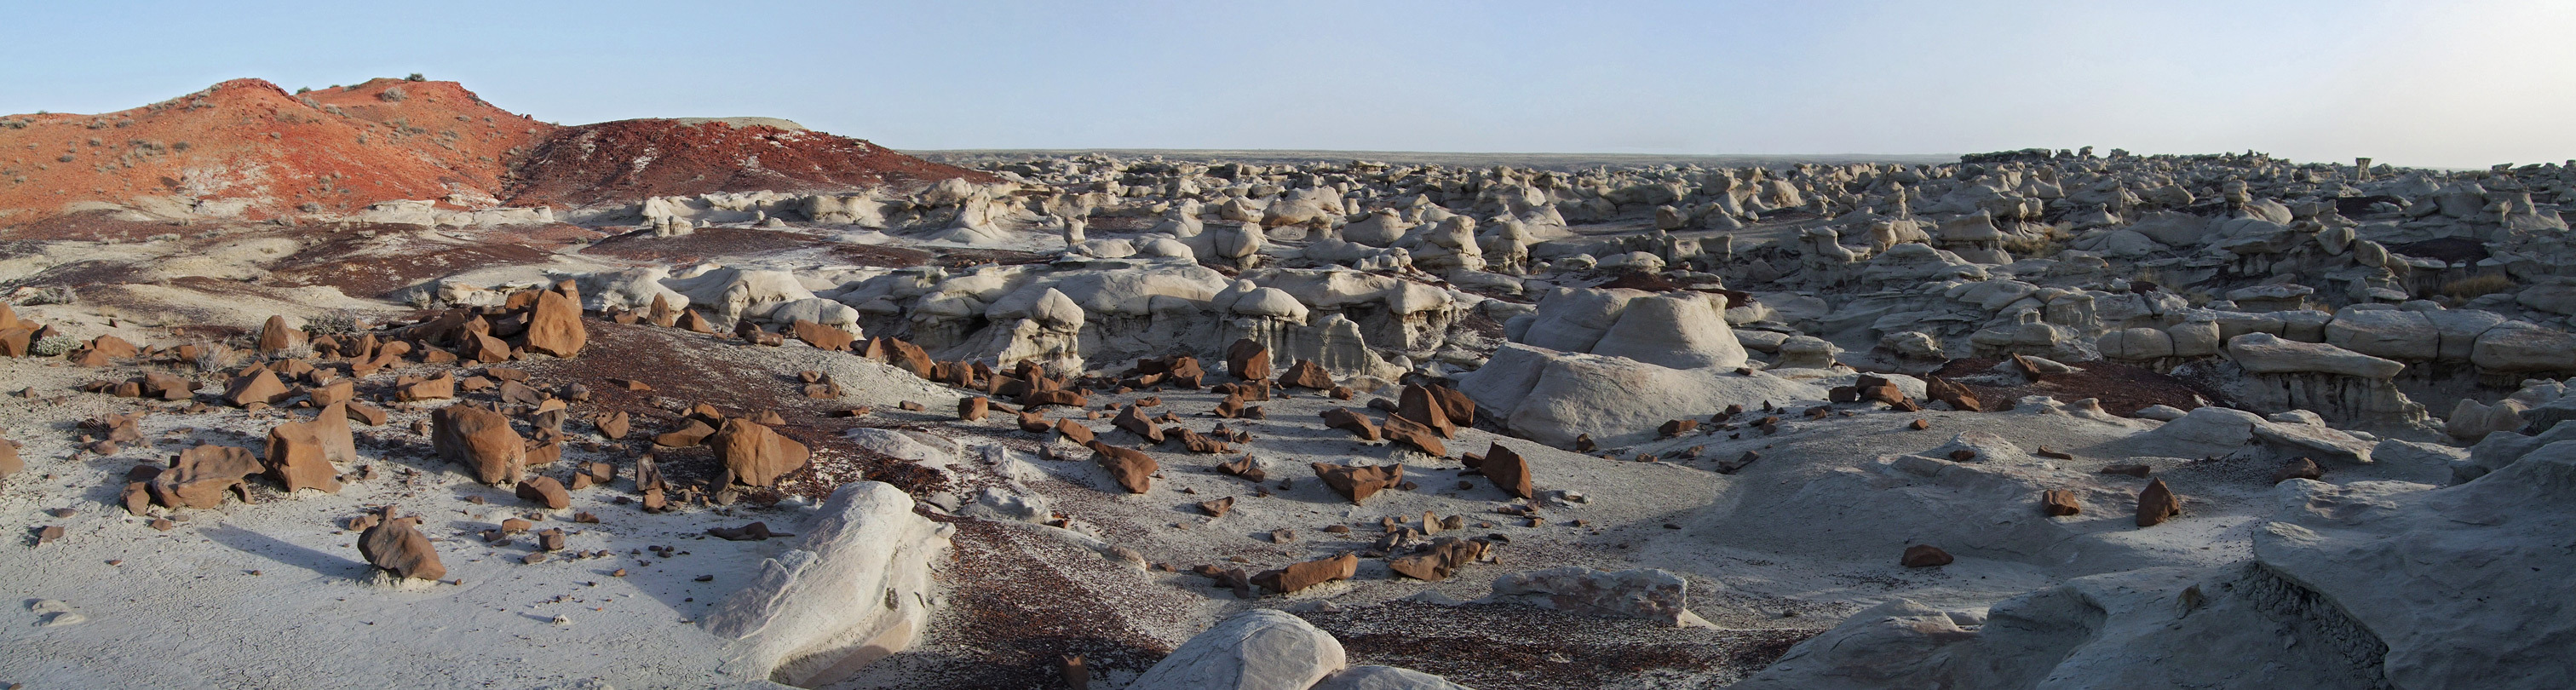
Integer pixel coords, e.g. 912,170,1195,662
0,78,547,222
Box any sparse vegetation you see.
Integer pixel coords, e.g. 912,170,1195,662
192,342,240,371
30,335,78,357
295,86,312,95
379,86,408,102
18,285,77,305
405,72,426,82
2443,274,2516,300
304,309,363,336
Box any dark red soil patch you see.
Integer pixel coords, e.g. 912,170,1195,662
879,519,1187,688
936,248,1055,270
503,118,998,207
1927,357,2230,416
509,319,949,499
1297,601,1817,689
266,229,561,298
0,210,185,241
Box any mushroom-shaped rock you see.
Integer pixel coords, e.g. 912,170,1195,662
432,405,526,486
713,419,811,488
1128,608,1346,690
705,482,951,687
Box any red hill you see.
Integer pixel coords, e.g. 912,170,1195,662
0,78,987,226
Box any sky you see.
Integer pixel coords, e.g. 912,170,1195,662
2,0,2572,168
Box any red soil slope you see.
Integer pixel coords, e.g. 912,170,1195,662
0,78,548,221
501,118,996,206
0,78,990,226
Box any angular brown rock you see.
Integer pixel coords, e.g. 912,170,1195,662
359,509,446,582
1388,537,1489,582
1251,552,1357,595
1482,443,1535,499
1311,462,1404,503
516,475,571,509
1320,407,1382,441
1395,384,1457,439
1901,544,1954,567
1280,359,1333,389
522,289,588,358
711,419,810,488
432,405,527,486
2271,457,2323,484
2040,489,2082,516
262,404,354,494
1088,441,1158,493
1378,412,1446,457
2136,478,2182,527
149,444,262,509
1225,338,1272,382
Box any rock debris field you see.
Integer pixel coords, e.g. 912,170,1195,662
1,81,2572,690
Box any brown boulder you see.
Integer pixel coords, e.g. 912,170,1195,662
2136,479,2182,526
1483,443,1535,499
1901,544,1954,567
958,396,990,422
676,309,715,333
1923,376,1982,412
790,319,854,351
222,368,290,407
1226,338,1272,382
1022,388,1089,409
654,419,717,447
1251,552,1357,595
432,405,527,486
2272,457,2323,484
0,326,32,357
397,373,455,402
1311,463,1404,503
1395,385,1457,439
595,411,630,440
1198,496,1235,518
256,315,306,354
516,475,571,509
1089,441,1158,493
1056,420,1097,445
1217,455,1267,482
1388,537,1488,582
262,404,354,494
140,372,198,401
711,419,810,487
883,337,935,378
359,509,446,582
0,434,19,479
1320,407,1382,441
2040,489,2082,516
1113,405,1164,443
1378,413,1446,457
1280,359,1334,389
149,444,262,509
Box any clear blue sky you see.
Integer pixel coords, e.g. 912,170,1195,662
3,0,2571,168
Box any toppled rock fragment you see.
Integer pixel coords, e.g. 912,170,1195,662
1312,463,1404,503
1901,544,1953,567
1251,552,1358,595
2136,478,2181,526
433,405,526,486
